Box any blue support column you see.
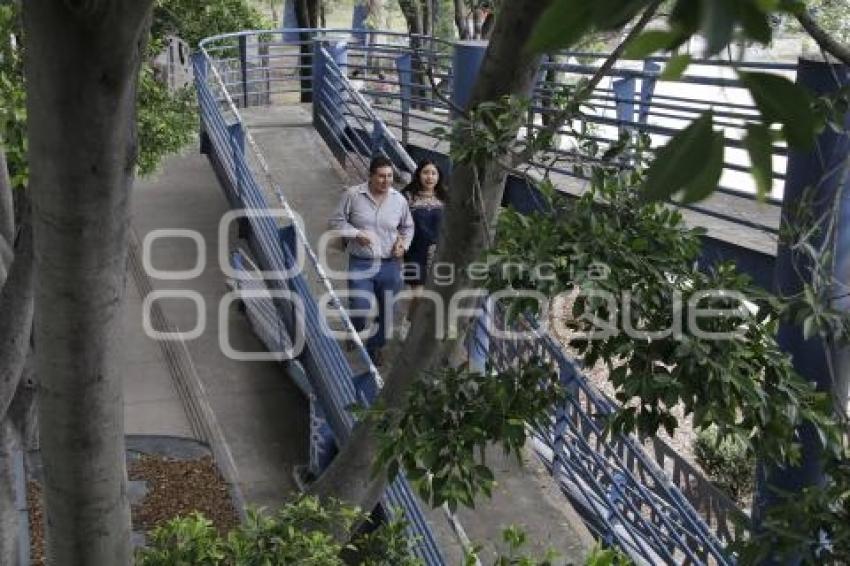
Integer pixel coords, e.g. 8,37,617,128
638,61,660,125
451,40,488,117
612,77,636,129
282,0,299,42
756,58,850,542
395,53,412,145
352,3,369,45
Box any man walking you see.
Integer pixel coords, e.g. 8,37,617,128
329,156,413,365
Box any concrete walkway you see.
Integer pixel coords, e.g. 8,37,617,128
240,104,594,562
124,146,309,510
119,103,595,561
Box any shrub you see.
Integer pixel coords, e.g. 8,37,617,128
693,426,755,502
135,496,422,566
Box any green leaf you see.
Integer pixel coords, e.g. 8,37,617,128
738,0,773,44
642,111,722,203
701,0,736,55
626,30,684,58
744,122,774,199
739,71,816,149
527,0,594,53
660,54,691,81
675,128,723,202
593,0,653,30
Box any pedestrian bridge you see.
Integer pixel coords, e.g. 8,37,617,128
192,27,792,565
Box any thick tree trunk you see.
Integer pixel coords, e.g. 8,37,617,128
295,0,320,103
0,420,21,566
0,150,14,282
310,0,551,516
23,1,154,564
0,219,33,422
0,149,30,566
453,0,469,40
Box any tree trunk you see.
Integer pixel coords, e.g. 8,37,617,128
0,145,32,566
295,0,320,103
23,1,154,563
453,0,469,39
0,150,14,283
310,0,551,517
0,420,21,566
398,0,430,110
0,217,33,424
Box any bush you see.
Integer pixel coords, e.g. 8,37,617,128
135,496,422,566
693,426,755,502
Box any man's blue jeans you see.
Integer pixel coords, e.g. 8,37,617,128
348,256,403,356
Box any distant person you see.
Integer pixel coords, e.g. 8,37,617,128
328,155,413,366
401,159,448,316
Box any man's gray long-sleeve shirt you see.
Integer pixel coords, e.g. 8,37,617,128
328,182,414,259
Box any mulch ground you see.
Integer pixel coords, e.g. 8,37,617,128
27,454,239,565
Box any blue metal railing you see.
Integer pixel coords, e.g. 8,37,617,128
195,27,766,564
470,306,735,565
193,49,447,565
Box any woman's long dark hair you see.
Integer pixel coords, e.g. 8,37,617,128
403,159,448,203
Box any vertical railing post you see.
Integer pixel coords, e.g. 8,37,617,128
370,118,385,156
396,53,412,145
328,42,348,137
467,297,490,374
756,58,850,541
228,122,245,199
239,35,249,108
311,40,327,127
193,53,212,155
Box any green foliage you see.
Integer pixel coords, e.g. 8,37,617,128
465,525,559,566
151,0,272,49
583,544,634,566
742,454,850,564
463,528,634,566
0,0,272,184
486,161,839,469
0,2,27,191
136,496,422,565
136,66,197,176
693,425,756,501
137,513,225,565
641,111,724,204
364,363,564,512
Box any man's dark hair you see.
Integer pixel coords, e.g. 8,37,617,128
369,155,394,174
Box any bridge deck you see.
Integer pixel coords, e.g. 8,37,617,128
129,149,309,509
240,104,595,562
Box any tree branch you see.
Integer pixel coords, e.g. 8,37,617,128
796,9,850,67
511,0,662,167
0,149,13,280
0,218,33,423
0,149,12,248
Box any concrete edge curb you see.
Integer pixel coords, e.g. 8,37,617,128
127,229,248,521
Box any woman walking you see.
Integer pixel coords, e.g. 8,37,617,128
401,160,448,313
